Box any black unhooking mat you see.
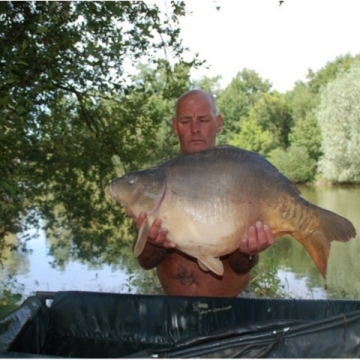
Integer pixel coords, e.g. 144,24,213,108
1,291,360,358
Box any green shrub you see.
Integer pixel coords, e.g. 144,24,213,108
267,146,316,183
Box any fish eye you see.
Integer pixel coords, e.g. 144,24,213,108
128,178,134,185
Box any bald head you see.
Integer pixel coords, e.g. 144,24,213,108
172,89,222,155
175,90,218,118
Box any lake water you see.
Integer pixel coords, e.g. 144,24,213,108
2,185,360,301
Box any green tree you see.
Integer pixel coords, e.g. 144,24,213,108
286,81,318,126
307,53,360,94
285,83,321,177
0,1,199,257
191,75,223,98
129,62,192,164
268,146,316,183
230,91,292,156
285,54,360,168
229,116,273,156
216,69,271,143
288,112,322,162
248,91,292,150
317,65,360,183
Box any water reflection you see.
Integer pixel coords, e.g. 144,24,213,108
5,227,130,296
1,223,163,300
1,185,359,301
301,185,360,299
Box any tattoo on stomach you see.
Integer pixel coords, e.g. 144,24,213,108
174,265,195,285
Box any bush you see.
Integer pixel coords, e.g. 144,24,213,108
267,146,316,183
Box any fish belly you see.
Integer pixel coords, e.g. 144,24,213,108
154,196,246,258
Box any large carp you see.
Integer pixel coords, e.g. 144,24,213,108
109,145,356,278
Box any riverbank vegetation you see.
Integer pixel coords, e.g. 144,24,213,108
1,2,360,300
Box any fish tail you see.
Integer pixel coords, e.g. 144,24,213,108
294,206,356,279
316,207,356,243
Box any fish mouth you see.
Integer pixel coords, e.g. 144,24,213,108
108,180,166,216
108,183,126,205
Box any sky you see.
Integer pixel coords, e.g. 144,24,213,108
174,0,360,93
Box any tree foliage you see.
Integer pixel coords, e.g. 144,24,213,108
268,146,316,183
247,91,292,150
286,81,319,132
191,75,223,99
307,53,360,94
317,64,360,182
285,54,360,169
0,1,198,256
229,116,273,156
230,91,292,156
216,69,271,143
289,112,322,161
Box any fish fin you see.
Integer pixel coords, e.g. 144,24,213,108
316,207,356,243
197,260,209,272
294,230,331,280
133,219,150,257
294,207,356,279
197,257,224,276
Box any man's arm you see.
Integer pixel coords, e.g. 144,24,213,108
136,242,167,270
229,221,274,274
228,252,259,274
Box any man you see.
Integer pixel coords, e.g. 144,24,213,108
129,89,274,297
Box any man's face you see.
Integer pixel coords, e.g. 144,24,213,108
172,93,222,155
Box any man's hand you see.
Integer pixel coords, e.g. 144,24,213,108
135,212,176,249
228,221,274,274
239,221,274,255
124,208,172,269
